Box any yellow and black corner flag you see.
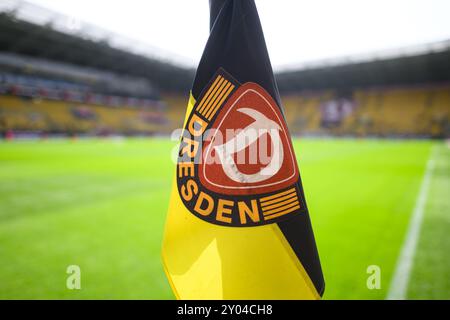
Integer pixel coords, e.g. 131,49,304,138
162,0,324,299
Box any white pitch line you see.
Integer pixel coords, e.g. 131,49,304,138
386,146,436,300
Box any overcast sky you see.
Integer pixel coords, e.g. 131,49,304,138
26,0,450,69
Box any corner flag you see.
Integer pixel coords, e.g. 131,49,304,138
162,0,324,299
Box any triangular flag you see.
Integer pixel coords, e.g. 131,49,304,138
162,0,324,299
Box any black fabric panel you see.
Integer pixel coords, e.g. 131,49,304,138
278,187,325,296
193,0,325,296
193,0,280,106
209,0,228,31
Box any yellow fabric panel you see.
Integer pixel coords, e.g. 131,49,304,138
161,93,319,300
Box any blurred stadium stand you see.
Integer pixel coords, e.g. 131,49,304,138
0,1,449,138
277,41,450,138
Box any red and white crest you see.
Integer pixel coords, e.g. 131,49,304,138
176,70,303,227
199,82,298,195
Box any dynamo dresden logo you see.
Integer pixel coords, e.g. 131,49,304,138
177,69,304,227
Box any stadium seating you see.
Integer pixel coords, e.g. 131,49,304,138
1,85,449,137
0,95,168,135
162,94,190,132
281,86,449,138
282,92,333,135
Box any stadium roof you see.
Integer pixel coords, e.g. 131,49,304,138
0,0,194,67
0,9,195,92
276,40,450,93
0,1,449,94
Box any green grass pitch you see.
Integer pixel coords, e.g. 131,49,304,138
0,138,448,299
